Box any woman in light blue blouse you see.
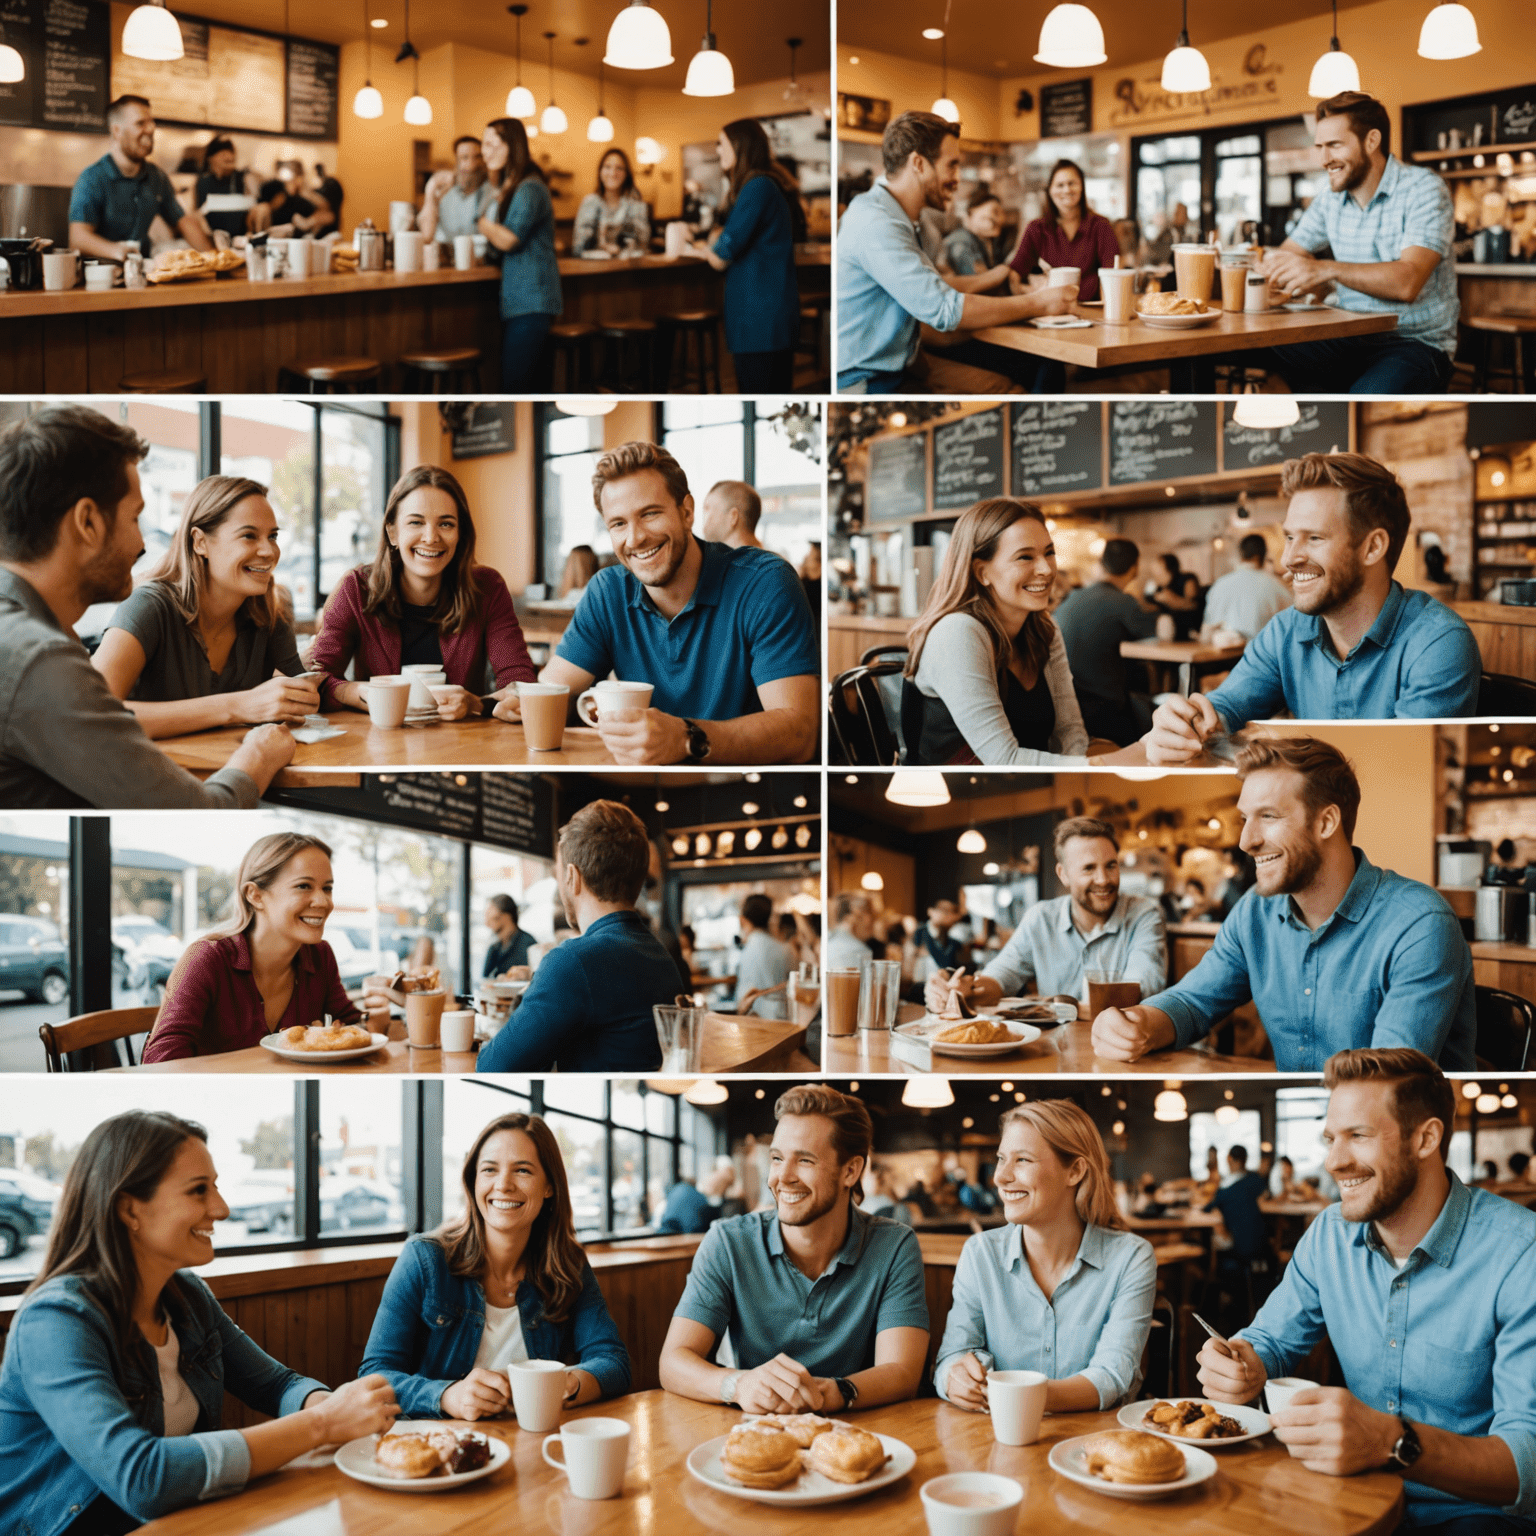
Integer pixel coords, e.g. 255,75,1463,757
573,149,651,256
935,1099,1155,1413
477,117,563,391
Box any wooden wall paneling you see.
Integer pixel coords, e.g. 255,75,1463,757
86,309,129,392
0,316,45,392
47,315,93,392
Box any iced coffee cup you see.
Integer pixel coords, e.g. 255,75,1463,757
404,989,446,1048
1086,969,1140,1019
824,966,862,1038
1173,243,1218,304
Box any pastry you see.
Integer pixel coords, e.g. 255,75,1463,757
934,1019,1018,1046
278,1022,374,1052
719,1422,802,1488
374,1433,446,1479
758,1413,834,1448
1082,1429,1186,1485
400,966,441,994
805,1423,888,1484
443,1431,491,1473
1143,1400,1244,1439
1138,292,1206,316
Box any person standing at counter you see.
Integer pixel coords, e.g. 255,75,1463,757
478,117,562,392
91,475,319,739
0,1110,400,1536
193,138,253,242
1007,158,1119,305
483,894,536,978
311,464,535,720
825,892,878,976
419,136,495,244
359,1112,630,1419
572,148,651,255
251,163,316,234
734,893,791,1020
69,96,213,261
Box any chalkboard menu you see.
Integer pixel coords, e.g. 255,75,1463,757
286,37,338,139
1011,401,1102,496
1222,400,1351,469
865,430,928,522
0,0,109,131
1497,87,1536,144
1039,78,1092,140
1108,401,1219,487
450,403,519,461
933,408,1005,510
479,774,548,856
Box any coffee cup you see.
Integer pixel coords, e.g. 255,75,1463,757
509,1358,568,1432
542,1418,630,1500
919,1473,1023,1536
401,668,446,710
1048,264,1080,289
285,238,313,277
84,262,115,290
1099,266,1136,323
394,229,424,273
1264,1376,1319,1417
454,234,475,270
422,239,441,271
1219,257,1250,312
575,680,653,727
518,681,570,751
1173,243,1218,304
404,988,446,1047
440,1009,476,1053
42,250,80,291
362,675,412,728
986,1369,1048,1446
1086,968,1141,1020
472,234,489,261
824,965,862,1038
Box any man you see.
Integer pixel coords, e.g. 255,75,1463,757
907,897,965,990
735,893,791,1020
1092,736,1475,1072
825,891,878,976
836,111,1077,394
1146,453,1479,764
656,1164,735,1235
501,442,818,765
659,1084,929,1415
1199,1048,1536,1534
1145,201,1196,265
482,894,536,977
1206,1144,1269,1264
419,136,495,243
0,406,293,808
940,192,1006,286
475,800,682,1073
253,161,321,234
925,817,1167,1015
1202,533,1292,640
1255,92,1458,395
1054,538,1161,745
311,164,344,237
68,97,213,261
698,481,766,551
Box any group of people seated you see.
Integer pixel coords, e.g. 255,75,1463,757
7,1060,1532,1534
0,407,819,807
895,448,1481,768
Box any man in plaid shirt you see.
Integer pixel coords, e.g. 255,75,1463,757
1256,91,1457,395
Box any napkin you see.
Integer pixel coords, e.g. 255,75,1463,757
291,724,347,744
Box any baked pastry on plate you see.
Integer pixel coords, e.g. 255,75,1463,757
720,1423,802,1488
757,1413,834,1448
804,1423,889,1484
1082,1430,1186,1485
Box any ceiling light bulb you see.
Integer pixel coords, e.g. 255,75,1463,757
902,1076,955,1108
923,27,945,38
1463,1081,1482,1098
885,770,950,807
0,40,23,82
1161,44,1211,93
1232,396,1301,429
744,827,762,850
1215,1103,1240,1125
983,862,1000,876
1502,1094,1519,1108
684,45,734,96
587,111,615,141
635,135,666,165
606,0,673,67
1308,44,1360,96
353,82,384,118
506,83,537,116
541,102,568,133
1417,1,1481,58
653,797,669,812
1034,4,1107,67
685,1079,729,1105
932,95,959,122
860,870,884,891
1477,1093,1501,1113
957,829,987,854
1112,1120,1125,1135
404,93,432,124
121,0,184,60
741,802,760,816
1153,1088,1188,1122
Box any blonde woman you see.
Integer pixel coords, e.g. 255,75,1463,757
143,832,387,1062
935,1099,1155,1412
93,475,319,739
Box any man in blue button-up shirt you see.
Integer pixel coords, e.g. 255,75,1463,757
1093,736,1475,1071
1147,453,1479,764
1199,1049,1536,1533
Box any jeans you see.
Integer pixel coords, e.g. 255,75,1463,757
1259,332,1454,395
1398,1517,1533,1534
841,342,1062,395
500,311,555,392
733,349,795,391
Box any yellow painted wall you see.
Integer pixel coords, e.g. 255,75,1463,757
838,46,1000,141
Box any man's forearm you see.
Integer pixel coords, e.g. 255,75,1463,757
957,289,1057,330
659,1346,726,1402
71,225,122,261
846,1360,922,1409
701,708,817,765
1412,1423,1522,1508
1315,257,1425,304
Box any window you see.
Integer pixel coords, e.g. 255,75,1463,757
539,409,611,588
319,1081,405,1237
0,815,76,1073
469,844,559,978
1274,1087,1331,1184
1188,1109,1263,1181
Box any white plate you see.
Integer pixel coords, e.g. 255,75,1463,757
686,1430,914,1505
258,1031,389,1063
1117,1399,1271,1447
335,1424,510,1491
1031,315,1093,328
1049,1434,1217,1500
993,998,1078,1026
1138,308,1222,328
895,1019,1042,1057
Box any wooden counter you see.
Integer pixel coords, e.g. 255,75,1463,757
1455,266,1536,324
828,612,913,679
1451,600,1536,677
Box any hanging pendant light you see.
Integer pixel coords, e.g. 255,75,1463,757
605,0,673,68
1307,0,1361,96
684,0,734,95
1232,397,1301,429
1418,1,1481,57
122,0,184,61
902,1076,956,1108
588,57,615,139
353,0,383,118
931,33,959,123
860,869,884,891
782,35,808,105
1034,4,1107,67
885,770,950,807
1153,1085,1189,1122
398,0,431,124
957,827,986,854
539,32,567,132
1160,0,1211,93
0,19,23,81
505,5,537,116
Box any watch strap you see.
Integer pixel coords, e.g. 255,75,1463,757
1388,1417,1422,1470
683,719,711,761
835,1377,858,1408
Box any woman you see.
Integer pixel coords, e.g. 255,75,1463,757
558,544,600,601
142,832,386,1062
477,118,562,392
693,119,801,392
310,464,535,717
361,1112,630,1417
194,138,252,241
572,149,650,255
1008,159,1119,303
935,1101,1156,1414
1152,552,1203,639
0,1111,397,1535
904,499,1139,767
93,476,318,740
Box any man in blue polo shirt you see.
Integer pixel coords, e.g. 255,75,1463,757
1200,1048,1536,1534
659,1084,929,1416
69,96,213,262
1092,736,1475,1073
1255,91,1457,395
1145,453,1478,762
503,440,818,765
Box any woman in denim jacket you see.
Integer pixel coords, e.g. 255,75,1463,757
0,1111,398,1536
361,1111,630,1418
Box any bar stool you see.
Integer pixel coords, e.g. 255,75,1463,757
657,310,722,393
549,321,599,392
117,369,207,394
399,347,482,394
278,356,383,394
597,319,659,393
797,299,828,374
1467,313,1536,394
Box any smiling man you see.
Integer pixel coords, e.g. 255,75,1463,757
1145,453,1479,765
506,441,818,765
1091,736,1474,1072
658,1084,929,1415
1199,1049,1536,1534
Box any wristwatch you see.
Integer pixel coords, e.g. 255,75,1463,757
719,1371,742,1406
1387,1417,1423,1472
834,1377,859,1410
682,719,712,762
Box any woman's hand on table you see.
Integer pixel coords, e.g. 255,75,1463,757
945,1353,991,1413
233,673,320,726
441,1368,512,1421
308,1374,400,1443
427,683,477,722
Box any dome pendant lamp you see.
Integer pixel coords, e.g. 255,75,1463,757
605,0,673,68
121,0,184,61
1160,0,1211,93
1034,4,1107,67
588,58,615,140
0,18,26,81
505,5,537,117
1307,0,1361,95
684,0,734,95
398,0,431,124
539,32,567,132
353,0,383,118
1417,1,1481,58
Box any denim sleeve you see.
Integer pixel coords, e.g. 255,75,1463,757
1288,196,1329,253
874,1225,931,1338
1080,1239,1157,1409
506,180,549,243
211,1298,328,1419
1235,1219,1330,1381
358,1240,456,1417
934,1237,995,1399
554,579,616,681
1490,1247,1536,1519
1394,618,1481,717
1205,619,1287,730
671,1222,735,1340
1403,174,1454,257
476,946,588,1072
1371,909,1471,1059
743,556,819,689
1125,903,1169,999
568,1262,632,1398
1141,901,1255,1049
980,920,1038,996
713,179,771,266
857,211,965,331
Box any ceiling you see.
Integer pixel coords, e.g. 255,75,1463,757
177,0,830,90
831,772,1062,832
839,0,1382,77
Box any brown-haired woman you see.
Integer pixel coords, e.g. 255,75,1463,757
310,463,535,720
142,831,388,1061
360,1112,630,1417
934,1099,1155,1414
0,1110,397,1534
573,147,650,255
93,475,320,739
1007,158,1119,303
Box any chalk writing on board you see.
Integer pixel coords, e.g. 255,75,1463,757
1224,402,1350,467
1109,400,1214,485
865,431,928,521
480,774,545,856
378,774,480,839
1012,401,1100,494
933,409,1004,508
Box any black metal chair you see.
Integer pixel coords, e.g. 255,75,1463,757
828,658,905,766
1474,985,1535,1072
1477,672,1536,717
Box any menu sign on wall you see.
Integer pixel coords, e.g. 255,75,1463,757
0,0,109,131
1011,402,1102,496
1108,400,1220,486
450,402,519,461
865,430,928,522
1039,78,1092,139
932,408,1005,510
286,37,338,139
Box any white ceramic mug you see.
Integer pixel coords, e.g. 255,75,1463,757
919,1473,1023,1536
1264,1376,1320,1417
285,238,312,277
986,1368,1048,1446
439,1009,476,1052
454,234,475,270
42,250,80,291
1048,264,1080,289
542,1417,630,1500
1099,266,1136,323
400,666,446,710
395,230,424,272
84,262,115,290
362,675,412,728
508,1358,567,1432
575,680,653,727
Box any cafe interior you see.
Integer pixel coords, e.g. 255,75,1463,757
827,397,1536,762
836,0,1536,392
0,768,822,1074
0,1,832,393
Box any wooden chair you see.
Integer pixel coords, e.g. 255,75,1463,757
40,1005,160,1072
828,656,906,766
278,356,383,394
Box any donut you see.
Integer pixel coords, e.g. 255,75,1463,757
804,1423,888,1484
758,1413,834,1448
374,1433,445,1479
719,1422,802,1488
1083,1429,1186,1485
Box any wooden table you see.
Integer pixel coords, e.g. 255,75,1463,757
824,1005,1274,1076
1119,638,1246,697
972,303,1397,392
136,1390,1403,1536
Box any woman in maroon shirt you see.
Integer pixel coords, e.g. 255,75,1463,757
310,464,536,717
1007,158,1120,303
144,832,388,1061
